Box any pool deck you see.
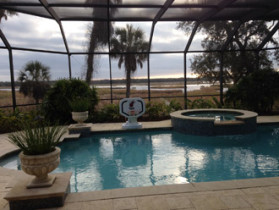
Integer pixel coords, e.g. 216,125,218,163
1,116,279,209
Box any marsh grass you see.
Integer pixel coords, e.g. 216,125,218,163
0,84,218,107
6,84,278,113
0,89,36,107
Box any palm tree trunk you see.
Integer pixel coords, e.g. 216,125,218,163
86,53,94,84
126,69,131,98
86,28,97,85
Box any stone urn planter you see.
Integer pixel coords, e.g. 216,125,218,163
70,97,90,125
8,122,66,189
72,111,88,124
19,147,61,188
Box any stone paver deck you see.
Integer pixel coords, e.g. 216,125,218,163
1,116,279,210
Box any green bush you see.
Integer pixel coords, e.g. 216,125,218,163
145,101,169,120
0,109,46,134
42,79,98,124
0,109,36,134
187,98,217,109
92,100,182,122
168,99,183,112
225,69,279,113
91,99,181,123
212,97,222,108
93,104,123,122
70,97,90,112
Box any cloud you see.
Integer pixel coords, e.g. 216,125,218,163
62,21,93,52
0,50,11,81
0,14,202,81
1,14,65,52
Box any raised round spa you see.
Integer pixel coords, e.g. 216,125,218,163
170,109,258,136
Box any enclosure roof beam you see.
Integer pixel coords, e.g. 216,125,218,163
154,0,174,24
148,0,174,52
0,1,273,9
199,0,237,22
39,0,70,54
184,23,199,53
0,29,11,50
3,45,276,56
0,6,50,20
184,0,237,53
221,10,263,52
220,21,242,52
257,21,279,51
221,8,278,52
107,0,111,52
9,46,68,55
1,0,279,22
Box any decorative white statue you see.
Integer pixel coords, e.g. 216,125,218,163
119,97,145,129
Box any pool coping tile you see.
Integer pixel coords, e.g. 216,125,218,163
112,197,137,210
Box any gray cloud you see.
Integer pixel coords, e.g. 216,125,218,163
1,15,66,52
0,14,200,81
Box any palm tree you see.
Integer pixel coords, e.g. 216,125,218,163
85,0,122,85
18,61,51,104
110,24,149,98
0,1,17,23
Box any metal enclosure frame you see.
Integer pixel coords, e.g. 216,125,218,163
0,0,279,110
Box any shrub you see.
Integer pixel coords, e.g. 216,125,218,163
187,98,216,109
92,99,181,123
42,79,98,124
168,99,183,112
0,109,36,134
225,69,279,113
145,101,169,120
70,97,90,112
93,104,123,122
212,97,222,108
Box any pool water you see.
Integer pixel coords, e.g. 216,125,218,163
183,111,240,121
1,125,279,193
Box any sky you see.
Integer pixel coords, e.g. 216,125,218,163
0,13,278,82
0,13,207,82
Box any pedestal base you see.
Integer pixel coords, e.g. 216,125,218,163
27,174,56,189
4,172,72,210
122,122,142,129
68,123,92,135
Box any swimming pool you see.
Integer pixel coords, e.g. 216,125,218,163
1,125,279,193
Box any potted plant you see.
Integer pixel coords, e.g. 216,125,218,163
70,97,90,124
8,121,66,188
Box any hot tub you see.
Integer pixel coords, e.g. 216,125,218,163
170,109,258,136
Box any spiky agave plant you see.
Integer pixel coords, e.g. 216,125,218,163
8,121,66,155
